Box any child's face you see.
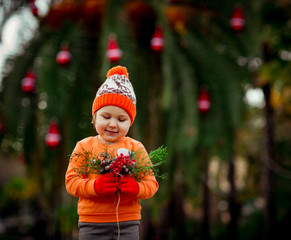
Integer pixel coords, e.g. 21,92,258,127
94,105,131,144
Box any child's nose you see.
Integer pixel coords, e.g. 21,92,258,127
108,119,117,127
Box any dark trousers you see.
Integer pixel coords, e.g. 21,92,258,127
78,220,140,240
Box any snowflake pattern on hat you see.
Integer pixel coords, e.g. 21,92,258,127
96,74,136,105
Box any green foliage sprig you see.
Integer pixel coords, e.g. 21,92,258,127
71,146,168,182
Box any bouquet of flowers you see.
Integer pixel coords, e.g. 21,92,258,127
71,146,168,182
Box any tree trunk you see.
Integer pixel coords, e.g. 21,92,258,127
262,83,275,240
201,148,210,240
159,155,186,240
227,154,238,240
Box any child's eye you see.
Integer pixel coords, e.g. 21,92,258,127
103,115,110,119
119,118,126,122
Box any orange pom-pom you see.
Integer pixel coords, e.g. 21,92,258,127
106,66,129,78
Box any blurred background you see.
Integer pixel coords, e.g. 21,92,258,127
0,0,290,239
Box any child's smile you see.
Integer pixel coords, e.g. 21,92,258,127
104,129,119,137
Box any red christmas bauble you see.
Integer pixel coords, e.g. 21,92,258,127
198,88,211,113
45,119,61,148
30,0,38,17
106,35,122,63
56,46,72,67
22,71,36,93
151,25,164,52
230,6,245,32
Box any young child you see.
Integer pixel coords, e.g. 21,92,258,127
65,66,159,240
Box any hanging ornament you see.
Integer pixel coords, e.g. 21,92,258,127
29,0,38,17
45,119,61,148
230,6,245,32
198,87,211,113
22,70,36,93
151,25,164,52
56,45,72,67
106,34,122,63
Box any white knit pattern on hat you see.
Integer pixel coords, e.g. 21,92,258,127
96,74,136,105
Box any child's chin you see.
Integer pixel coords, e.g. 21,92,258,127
103,136,121,144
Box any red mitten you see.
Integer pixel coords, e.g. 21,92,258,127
119,176,139,198
94,173,119,197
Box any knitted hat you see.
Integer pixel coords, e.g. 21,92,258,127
92,66,136,124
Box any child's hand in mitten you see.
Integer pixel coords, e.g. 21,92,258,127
119,176,139,198
94,173,119,197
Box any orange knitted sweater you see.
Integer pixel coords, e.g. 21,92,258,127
65,136,159,223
